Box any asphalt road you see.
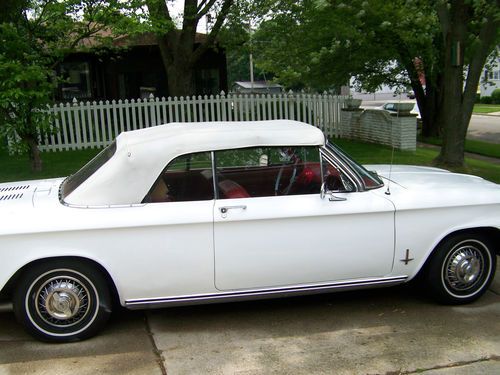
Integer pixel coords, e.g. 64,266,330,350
1,270,499,375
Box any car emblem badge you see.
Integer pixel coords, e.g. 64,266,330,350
400,249,414,265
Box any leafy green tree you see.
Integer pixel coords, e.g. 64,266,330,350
135,0,272,96
0,23,54,171
140,0,234,96
0,0,128,171
255,0,500,167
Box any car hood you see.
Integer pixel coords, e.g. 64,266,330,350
365,164,500,207
366,164,498,189
0,178,64,209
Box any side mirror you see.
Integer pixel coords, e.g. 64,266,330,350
320,182,347,202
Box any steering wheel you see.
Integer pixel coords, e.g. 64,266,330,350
274,161,299,196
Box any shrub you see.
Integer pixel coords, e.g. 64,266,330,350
480,96,493,104
491,89,500,104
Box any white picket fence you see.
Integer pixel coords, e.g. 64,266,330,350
40,92,348,152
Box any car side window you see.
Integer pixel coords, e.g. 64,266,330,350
143,152,214,203
215,146,344,199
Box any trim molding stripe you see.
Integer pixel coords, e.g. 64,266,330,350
125,276,407,309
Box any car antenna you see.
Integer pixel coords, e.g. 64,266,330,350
385,146,395,195
385,93,401,195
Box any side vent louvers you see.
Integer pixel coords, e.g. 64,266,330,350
0,185,30,202
0,185,30,192
0,193,23,201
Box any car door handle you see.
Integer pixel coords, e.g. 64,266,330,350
219,205,247,214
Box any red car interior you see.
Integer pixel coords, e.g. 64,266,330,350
144,162,344,203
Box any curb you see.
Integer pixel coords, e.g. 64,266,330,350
472,112,500,117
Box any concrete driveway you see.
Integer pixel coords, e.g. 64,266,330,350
1,274,499,375
467,114,500,144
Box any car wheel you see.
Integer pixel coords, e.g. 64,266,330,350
425,234,496,304
13,260,111,342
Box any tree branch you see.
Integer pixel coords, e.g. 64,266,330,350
146,0,173,24
462,10,499,123
197,0,218,20
197,0,209,13
182,0,199,31
191,0,233,63
436,2,451,45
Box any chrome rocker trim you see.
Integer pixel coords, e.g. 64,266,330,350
125,276,408,309
0,301,13,312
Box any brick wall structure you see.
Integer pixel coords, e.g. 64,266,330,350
340,109,417,151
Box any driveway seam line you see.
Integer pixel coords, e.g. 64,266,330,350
144,312,168,375
384,355,500,374
488,289,500,296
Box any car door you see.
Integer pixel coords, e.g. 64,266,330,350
213,146,395,291
116,151,216,300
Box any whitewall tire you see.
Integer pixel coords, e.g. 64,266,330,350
13,260,111,342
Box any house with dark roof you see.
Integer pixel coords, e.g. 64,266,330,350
231,81,284,95
56,33,227,102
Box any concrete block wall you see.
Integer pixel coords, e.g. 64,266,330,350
340,109,417,151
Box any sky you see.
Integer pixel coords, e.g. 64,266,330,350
169,0,209,33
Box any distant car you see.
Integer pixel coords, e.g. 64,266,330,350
0,120,499,342
378,101,421,119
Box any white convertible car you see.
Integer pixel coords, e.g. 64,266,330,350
0,120,499,342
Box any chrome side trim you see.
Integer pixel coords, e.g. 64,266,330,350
125,276,408,309
320,147,361,192
61,202,147,209
0,301,13,312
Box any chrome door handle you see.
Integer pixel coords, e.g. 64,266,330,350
220,205,247,214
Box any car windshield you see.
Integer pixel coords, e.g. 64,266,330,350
326,142,384,189
60,141,117,201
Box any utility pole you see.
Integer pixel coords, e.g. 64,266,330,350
250,50,254,92
248,22,254,93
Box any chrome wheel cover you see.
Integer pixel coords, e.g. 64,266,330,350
34,276,91,328
443,242,486,294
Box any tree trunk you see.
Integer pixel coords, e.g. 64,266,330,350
419,90,441,138
434,1,498,168
433,1,468,168
25,135,43,172
157,31,196,97
434,110,468,168
146,0,233,98
165,58,195,97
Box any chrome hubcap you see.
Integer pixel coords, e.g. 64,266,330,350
444,245,484,292
35,277,90,327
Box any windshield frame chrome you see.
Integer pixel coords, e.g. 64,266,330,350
323,142,384,191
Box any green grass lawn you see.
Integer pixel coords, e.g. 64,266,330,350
0,148,100,183
473,104,500,113
1,140,499,184
418,136,500,159
334,139,500,184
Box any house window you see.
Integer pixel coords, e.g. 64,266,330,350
486,69,500,81
60,62,92,100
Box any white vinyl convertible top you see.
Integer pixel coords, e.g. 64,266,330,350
65,120,326,206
